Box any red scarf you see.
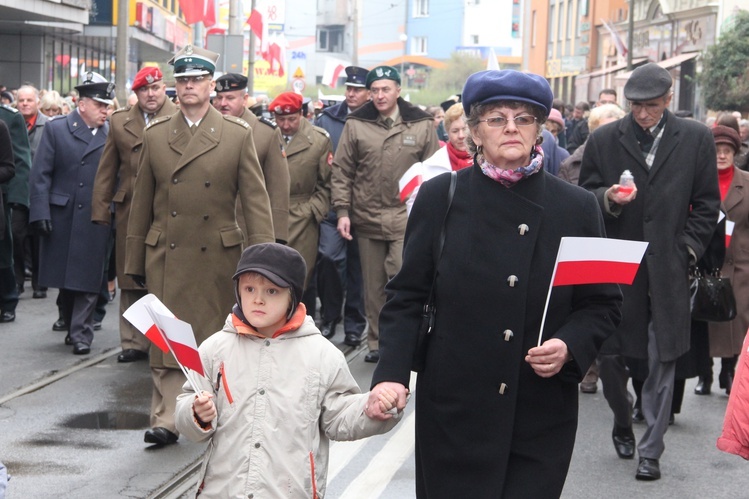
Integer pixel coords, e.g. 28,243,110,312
446,141,473,171
719,166,734,202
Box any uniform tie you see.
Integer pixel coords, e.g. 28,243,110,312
384,117,394,129
284,135,291,144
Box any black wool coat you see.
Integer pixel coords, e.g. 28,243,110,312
372,165,622,498
579,111,720,361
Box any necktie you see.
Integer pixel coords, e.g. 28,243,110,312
284,136,291,144
189,124,197,135
384,117,394,129
146,114,154,124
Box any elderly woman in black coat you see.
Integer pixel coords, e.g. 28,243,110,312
365,70,623,498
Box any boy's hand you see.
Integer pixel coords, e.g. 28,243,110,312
365,382,408,420
194,391,217,425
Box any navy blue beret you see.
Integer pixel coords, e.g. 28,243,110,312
624,63,672,101
462,70,553,116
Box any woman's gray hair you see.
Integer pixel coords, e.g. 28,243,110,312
465,100,546,156
588,103,625,133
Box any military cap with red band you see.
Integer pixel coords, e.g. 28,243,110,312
269,92,303,115
132,67,163,92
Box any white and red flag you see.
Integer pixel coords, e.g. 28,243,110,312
726,220,735,248
551,236,648,287
247,9,263,41
123,294,205,379
122,294,170,353
179,0,216,27
398,164,423,203
537,236,648,346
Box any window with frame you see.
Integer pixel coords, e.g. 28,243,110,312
414,0,428,17
317,25,345,52
412,36,427,55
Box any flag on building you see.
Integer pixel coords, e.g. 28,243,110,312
551,237,648,286
178,0,216,27
601,19,628,62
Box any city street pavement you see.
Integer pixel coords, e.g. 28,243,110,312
3,287,749,497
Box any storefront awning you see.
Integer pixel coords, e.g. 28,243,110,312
583,58,648,79
617,53,700,81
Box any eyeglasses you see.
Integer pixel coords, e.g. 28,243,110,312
478,115,537,128
175,75,207,85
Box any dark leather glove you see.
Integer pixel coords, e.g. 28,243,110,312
128,274,146,288
32,219,52,235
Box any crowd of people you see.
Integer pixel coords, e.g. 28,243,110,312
1,49,749,496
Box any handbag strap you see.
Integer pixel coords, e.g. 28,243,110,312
425,171,457,306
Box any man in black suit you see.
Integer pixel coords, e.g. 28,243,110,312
579,63,720,481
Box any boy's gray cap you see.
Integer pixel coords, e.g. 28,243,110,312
624,63,673,101
233,243,306,307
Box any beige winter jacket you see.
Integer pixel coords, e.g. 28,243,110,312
175,312,398,498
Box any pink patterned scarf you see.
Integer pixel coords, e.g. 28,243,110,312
479,145,545,187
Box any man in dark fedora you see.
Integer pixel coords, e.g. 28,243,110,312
30,72,115,355
579,62,720,480
313,66,369,346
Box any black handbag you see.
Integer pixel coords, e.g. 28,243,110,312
412,171,457,372
690,267,737,322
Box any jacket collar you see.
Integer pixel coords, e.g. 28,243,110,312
348,97,432,124
319,101,350,123
169,106,222,173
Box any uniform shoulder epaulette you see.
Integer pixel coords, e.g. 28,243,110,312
223,115,250,129
313,125,330,139
258,116,277,129
0,104,18,114
112,107,129,115
146,114,172,129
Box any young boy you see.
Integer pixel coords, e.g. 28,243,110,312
174,243,402,498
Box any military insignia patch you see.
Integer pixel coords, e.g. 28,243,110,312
403,134,416,146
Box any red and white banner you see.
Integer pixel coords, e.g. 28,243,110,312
322,58,349,88
551,237,648,287
247,9,263,41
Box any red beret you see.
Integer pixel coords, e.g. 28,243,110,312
132,67,163,92
269,92,303,116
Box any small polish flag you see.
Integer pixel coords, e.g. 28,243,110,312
551,237,648,287
122,294,170,353
148,309,205,376
399,164,423,203
726,220,735,248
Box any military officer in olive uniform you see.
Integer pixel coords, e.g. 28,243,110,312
125,45,274,446
29,72,115,355
213,73,290,243
269,92,332,291
92,66,177,363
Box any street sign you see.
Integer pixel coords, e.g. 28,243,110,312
292,78,306,93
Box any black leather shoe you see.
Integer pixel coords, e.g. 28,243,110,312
632,407,644,424
694,376,712,395
612,425,635,459
52,318,67,331
144,427,178,445
64,334,73,346
635,457,661,480
117,349,149,363
32,290,47,299
73,342,91,355
344,332,362,347
321,321,338,339
364,350,380,363
0,311,15,323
